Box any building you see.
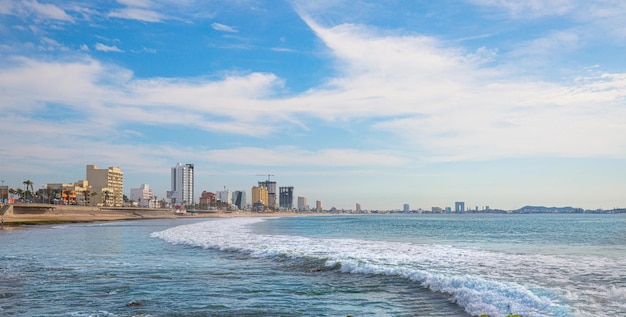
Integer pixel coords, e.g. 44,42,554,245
199,191,217,209
217,188,231,207
356,203,361,213
0,185,8,203
86,165,123,207
316,200,323,212
169,163,194,207
279,186,294,209
258,180,277,210
251,186,268,208
232,190,246,210
432,206,443,213
403,204,410,213
455,201,465,213
130,184,154,207
297,196,307,211
47,180,93,206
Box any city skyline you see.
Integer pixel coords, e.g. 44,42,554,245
1,1,626,210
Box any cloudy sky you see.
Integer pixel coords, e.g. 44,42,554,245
1,0,625,210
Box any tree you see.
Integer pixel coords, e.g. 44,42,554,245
81,190,91,206
23,180,34,201
103,190,112,206
16,188,24,200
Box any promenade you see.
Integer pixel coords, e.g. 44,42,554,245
0,203,304,227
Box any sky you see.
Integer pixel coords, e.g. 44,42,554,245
1,0,625,211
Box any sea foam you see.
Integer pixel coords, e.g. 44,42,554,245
152,218,596,317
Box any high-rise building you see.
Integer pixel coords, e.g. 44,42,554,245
217,189,231,206
279,186,294,209
297,196,307,211
403,204,410,213
316,200,323,212
130,184,154,207
232,190,247,210
258,180,277,210
455,201,465,212
251,186,268,207
86,165,123,207
169,163,194,207
356,203,361,212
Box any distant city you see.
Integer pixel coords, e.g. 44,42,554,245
1,163,624,214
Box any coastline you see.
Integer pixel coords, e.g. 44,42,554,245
0,204,307,228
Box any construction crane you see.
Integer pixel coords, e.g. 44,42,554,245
256,174,275,181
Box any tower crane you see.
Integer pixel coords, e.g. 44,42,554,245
256,174,275,181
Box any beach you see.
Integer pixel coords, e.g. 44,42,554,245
0,203,300,227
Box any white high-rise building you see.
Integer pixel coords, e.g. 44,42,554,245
130,184,154,207
169,163,194,207
217,189,231,206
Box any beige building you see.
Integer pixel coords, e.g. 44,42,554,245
316,200,323,212
251,186,268,207
86,165,124,207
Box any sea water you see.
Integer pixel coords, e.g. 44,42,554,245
0,214,624,316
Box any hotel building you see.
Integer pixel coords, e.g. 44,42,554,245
86,165,124,207
169,163,194,207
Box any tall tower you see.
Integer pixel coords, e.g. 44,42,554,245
455,201,465,212
251,186,268,209
258,180,277,210
297,196,307,211
279,186,294,209
232,190,247,210
170,163,194,207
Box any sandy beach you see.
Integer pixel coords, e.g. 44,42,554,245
0,204,305,228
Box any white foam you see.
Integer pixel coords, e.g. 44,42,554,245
152,218,623,317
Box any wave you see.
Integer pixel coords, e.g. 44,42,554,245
151,218,581,317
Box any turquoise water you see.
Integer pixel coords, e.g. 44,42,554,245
1,214,624,316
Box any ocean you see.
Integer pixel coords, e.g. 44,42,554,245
0,213,624,316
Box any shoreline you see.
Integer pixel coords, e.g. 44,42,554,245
0,204,315,229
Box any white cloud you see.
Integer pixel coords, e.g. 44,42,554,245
290,16,626,161
211,22,238,33
108,8,162,22
25,0,74,21
1,11,626,166
95,43,124,52
117,0,154,9
1,0,74,22
468,0,576,18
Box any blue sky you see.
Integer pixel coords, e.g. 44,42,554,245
1,0,625,210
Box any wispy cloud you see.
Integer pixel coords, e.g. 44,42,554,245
108,8,163,22
1,0,74,22
95,43,124,52
467,0,576,18
211,22,238,33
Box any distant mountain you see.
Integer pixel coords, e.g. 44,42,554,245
515,206,584,213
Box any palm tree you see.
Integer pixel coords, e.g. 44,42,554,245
103,190,112,206
16,188,24,201
8,188,16,200
81,190,91,206
23,180,34,201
